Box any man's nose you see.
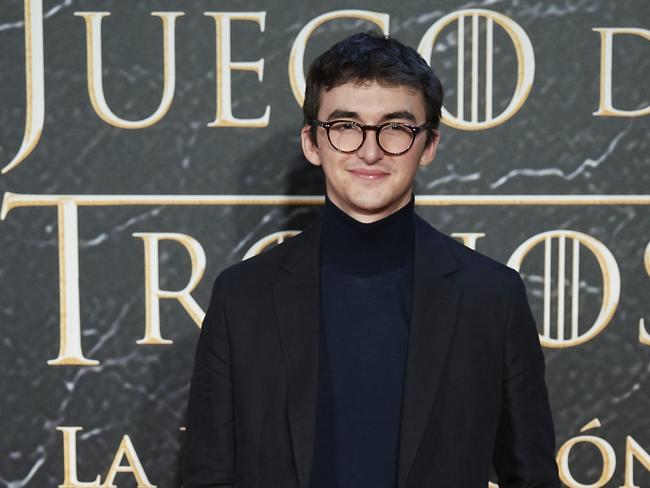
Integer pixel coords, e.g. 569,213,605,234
356,130,384,164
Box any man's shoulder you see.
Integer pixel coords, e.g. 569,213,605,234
212,216,320,290
415,213,520,286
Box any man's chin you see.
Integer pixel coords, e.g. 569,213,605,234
349,196,399,218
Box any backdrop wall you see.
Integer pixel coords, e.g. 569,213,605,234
1,1,649,487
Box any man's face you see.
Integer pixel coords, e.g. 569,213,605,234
301,80,439,223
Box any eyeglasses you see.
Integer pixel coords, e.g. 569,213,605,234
310,119,432,156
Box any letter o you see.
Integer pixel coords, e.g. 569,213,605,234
556,434,616,488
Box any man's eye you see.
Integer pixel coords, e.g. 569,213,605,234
333,122,357,131
388,123,404,130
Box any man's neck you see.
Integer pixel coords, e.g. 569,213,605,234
319,193,416,276
325,193,415,223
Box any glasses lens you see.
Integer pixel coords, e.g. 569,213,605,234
328,121,364,152
378,123,414,154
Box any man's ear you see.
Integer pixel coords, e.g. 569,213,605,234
301,125,322,167
418,130,440,168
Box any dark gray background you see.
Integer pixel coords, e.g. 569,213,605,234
1,1,649,486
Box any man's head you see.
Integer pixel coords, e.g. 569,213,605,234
301,32,443,223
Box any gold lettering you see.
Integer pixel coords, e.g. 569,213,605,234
132,233,206,344
48,200,99,365
5,192,649,364
620,435,650,488
640,319,650,345
418,9,535,130
556,418,616,488
638,241,650,345
288,10,390,107
508,230,620,348
2,196,98,364
74,11,184,129
593,28,650,117
1,0,45,174
57,427,101,488
450,232,485,250
204,12,269,127
102,435,155,488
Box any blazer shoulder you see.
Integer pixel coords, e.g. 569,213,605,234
211,216,320,291
416,213,519,287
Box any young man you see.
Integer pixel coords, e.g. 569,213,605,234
182,32,560,488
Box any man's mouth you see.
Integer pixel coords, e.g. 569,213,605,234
348,168,390,180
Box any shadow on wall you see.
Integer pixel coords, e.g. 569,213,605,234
237,127,325,235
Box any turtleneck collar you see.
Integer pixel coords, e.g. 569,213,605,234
319,193,416,276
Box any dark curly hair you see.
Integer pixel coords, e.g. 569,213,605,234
303,31,443,145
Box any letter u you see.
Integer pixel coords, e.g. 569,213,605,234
74,11,184,129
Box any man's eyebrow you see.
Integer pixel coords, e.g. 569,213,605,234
381,111,417,122
325,109,417,122
326,109,359,120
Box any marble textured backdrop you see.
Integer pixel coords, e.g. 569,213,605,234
0,0,649,486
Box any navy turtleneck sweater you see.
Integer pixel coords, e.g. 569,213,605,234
310,194,415,488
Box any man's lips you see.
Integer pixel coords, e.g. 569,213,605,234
348,168,390,180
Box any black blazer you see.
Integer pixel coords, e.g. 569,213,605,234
181,213,560,488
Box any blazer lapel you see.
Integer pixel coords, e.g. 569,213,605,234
272,218,322,488
397,215,462,488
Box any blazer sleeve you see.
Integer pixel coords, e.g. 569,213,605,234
181,271,235,488
492,270,561,488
